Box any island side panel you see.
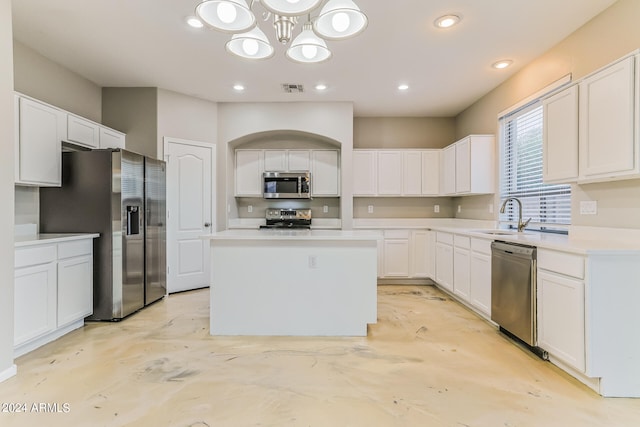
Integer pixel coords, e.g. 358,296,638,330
209,238,377,336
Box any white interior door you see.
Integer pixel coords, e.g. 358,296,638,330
165,138,215,293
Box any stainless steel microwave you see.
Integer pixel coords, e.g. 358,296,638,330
263,171,311,199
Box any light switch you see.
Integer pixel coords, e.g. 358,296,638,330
367,205,374,214
580,200,597,215
323,205,329,213
457,205,462,213
434,205,440,213
248,205,253,213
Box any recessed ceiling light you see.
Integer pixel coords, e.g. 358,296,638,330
233,84,245,91
434,15,461,29
186,16,204,29
315,84,328,91
398,84,409,91
492,60,513,69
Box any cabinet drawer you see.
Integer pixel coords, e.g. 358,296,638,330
436,232,454,245
58,239,93,260
15,245,56,268
538,249,585,279
384,229,410,239
454,235,470,249
470,237,492,255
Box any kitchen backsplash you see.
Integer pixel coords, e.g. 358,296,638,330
353,197,454,219
14,186,39,226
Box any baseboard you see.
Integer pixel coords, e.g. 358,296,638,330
0,364,17,383
377,278,433,285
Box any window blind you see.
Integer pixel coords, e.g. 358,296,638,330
499,102,571,229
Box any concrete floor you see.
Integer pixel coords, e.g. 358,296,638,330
1,285,639,426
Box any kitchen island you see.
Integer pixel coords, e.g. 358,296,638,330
203,229,381,336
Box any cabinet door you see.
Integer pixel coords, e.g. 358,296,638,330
403,151,422,195
470,251,491,315
383,238,410,277
57,255,93,328
441,145,456,195
537,270,586,372
435,242,453,292
264,150,287,171
67,115,99,148
453,247,471,302
421,150,440,195
377,151,403,195
352,150,377,195
16,97,64,186
455,138,471,193
99,127,125,149
14,263,57,346
410,230,428,278
579,56,636,180
235,150,264,196
288,150,311,171
543,86,579,183
425,231,436,279
311,150,339,196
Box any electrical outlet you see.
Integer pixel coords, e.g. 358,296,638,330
308,255,318,269
248,205,253,213
434,205,440,213
323,205,328,213
580,200,598,215
368,205,374,214
457,205,462,213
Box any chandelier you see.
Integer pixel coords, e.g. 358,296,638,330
194,0,368,63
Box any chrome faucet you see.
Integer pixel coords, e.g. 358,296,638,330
499,197,531,232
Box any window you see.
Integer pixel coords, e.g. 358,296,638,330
499,101,571,230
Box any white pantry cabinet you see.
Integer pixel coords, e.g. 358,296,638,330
542,85,579,183
14,236,95,357
14,95,65,186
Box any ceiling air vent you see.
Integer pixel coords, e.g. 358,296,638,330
282,83,304,93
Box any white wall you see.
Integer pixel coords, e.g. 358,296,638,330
0,0,16,381
218,102,354,228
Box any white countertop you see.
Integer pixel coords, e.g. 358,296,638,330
15,233,100,248
203,229,382,241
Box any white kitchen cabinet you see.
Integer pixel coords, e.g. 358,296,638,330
352,150,377,196
425,230,436,279
543,85,579,183
435,232,454,292
264,150,287,171
455,138,471,193
67,114,100,149
453,235,471,302
99,127,126,149
410,230,429,278
377,151,403,195
15,95,65,186
57,240,93,328
421,150,440,196
14,262,57,347
382,230,410,277
311,150,340,197
469,238,491,316
441,145,456,195
403,151,423,196
235,150,264,196
579,55,638,182
288,150,311,171
454,135,495,195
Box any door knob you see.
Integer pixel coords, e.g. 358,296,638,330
204,222,211,227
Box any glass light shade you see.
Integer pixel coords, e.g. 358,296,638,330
195,0,256,33
286,23,332,63
226,27,275,59
313,0,367,40
260,0,323,17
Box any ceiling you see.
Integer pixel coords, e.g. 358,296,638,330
11,0,617,117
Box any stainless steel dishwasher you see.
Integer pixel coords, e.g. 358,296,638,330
491,241,544,355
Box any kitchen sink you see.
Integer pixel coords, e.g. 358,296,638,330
471,229,531,236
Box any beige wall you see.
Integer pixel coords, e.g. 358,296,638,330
455,0,640,228
13,41,101,122
354,117,455,149
1,0,15,380
353,197,454,219
102,87,158,158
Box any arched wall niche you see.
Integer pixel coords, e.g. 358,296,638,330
229,129,341,150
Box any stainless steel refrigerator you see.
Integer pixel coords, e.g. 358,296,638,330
40,149,166,320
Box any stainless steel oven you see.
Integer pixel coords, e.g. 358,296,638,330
263,171,311,199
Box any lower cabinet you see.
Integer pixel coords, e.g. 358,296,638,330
410,230,429,278
14,238,95,357
435,232,454,291
469,238,492,316
453,236,471,301
382,230,410,277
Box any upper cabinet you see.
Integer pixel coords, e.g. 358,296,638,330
543,51,640,184
235,149,264,197
441,135,495,196
15,93,126,187
15,96,65,186
311,150,340,197
352,149,442,197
